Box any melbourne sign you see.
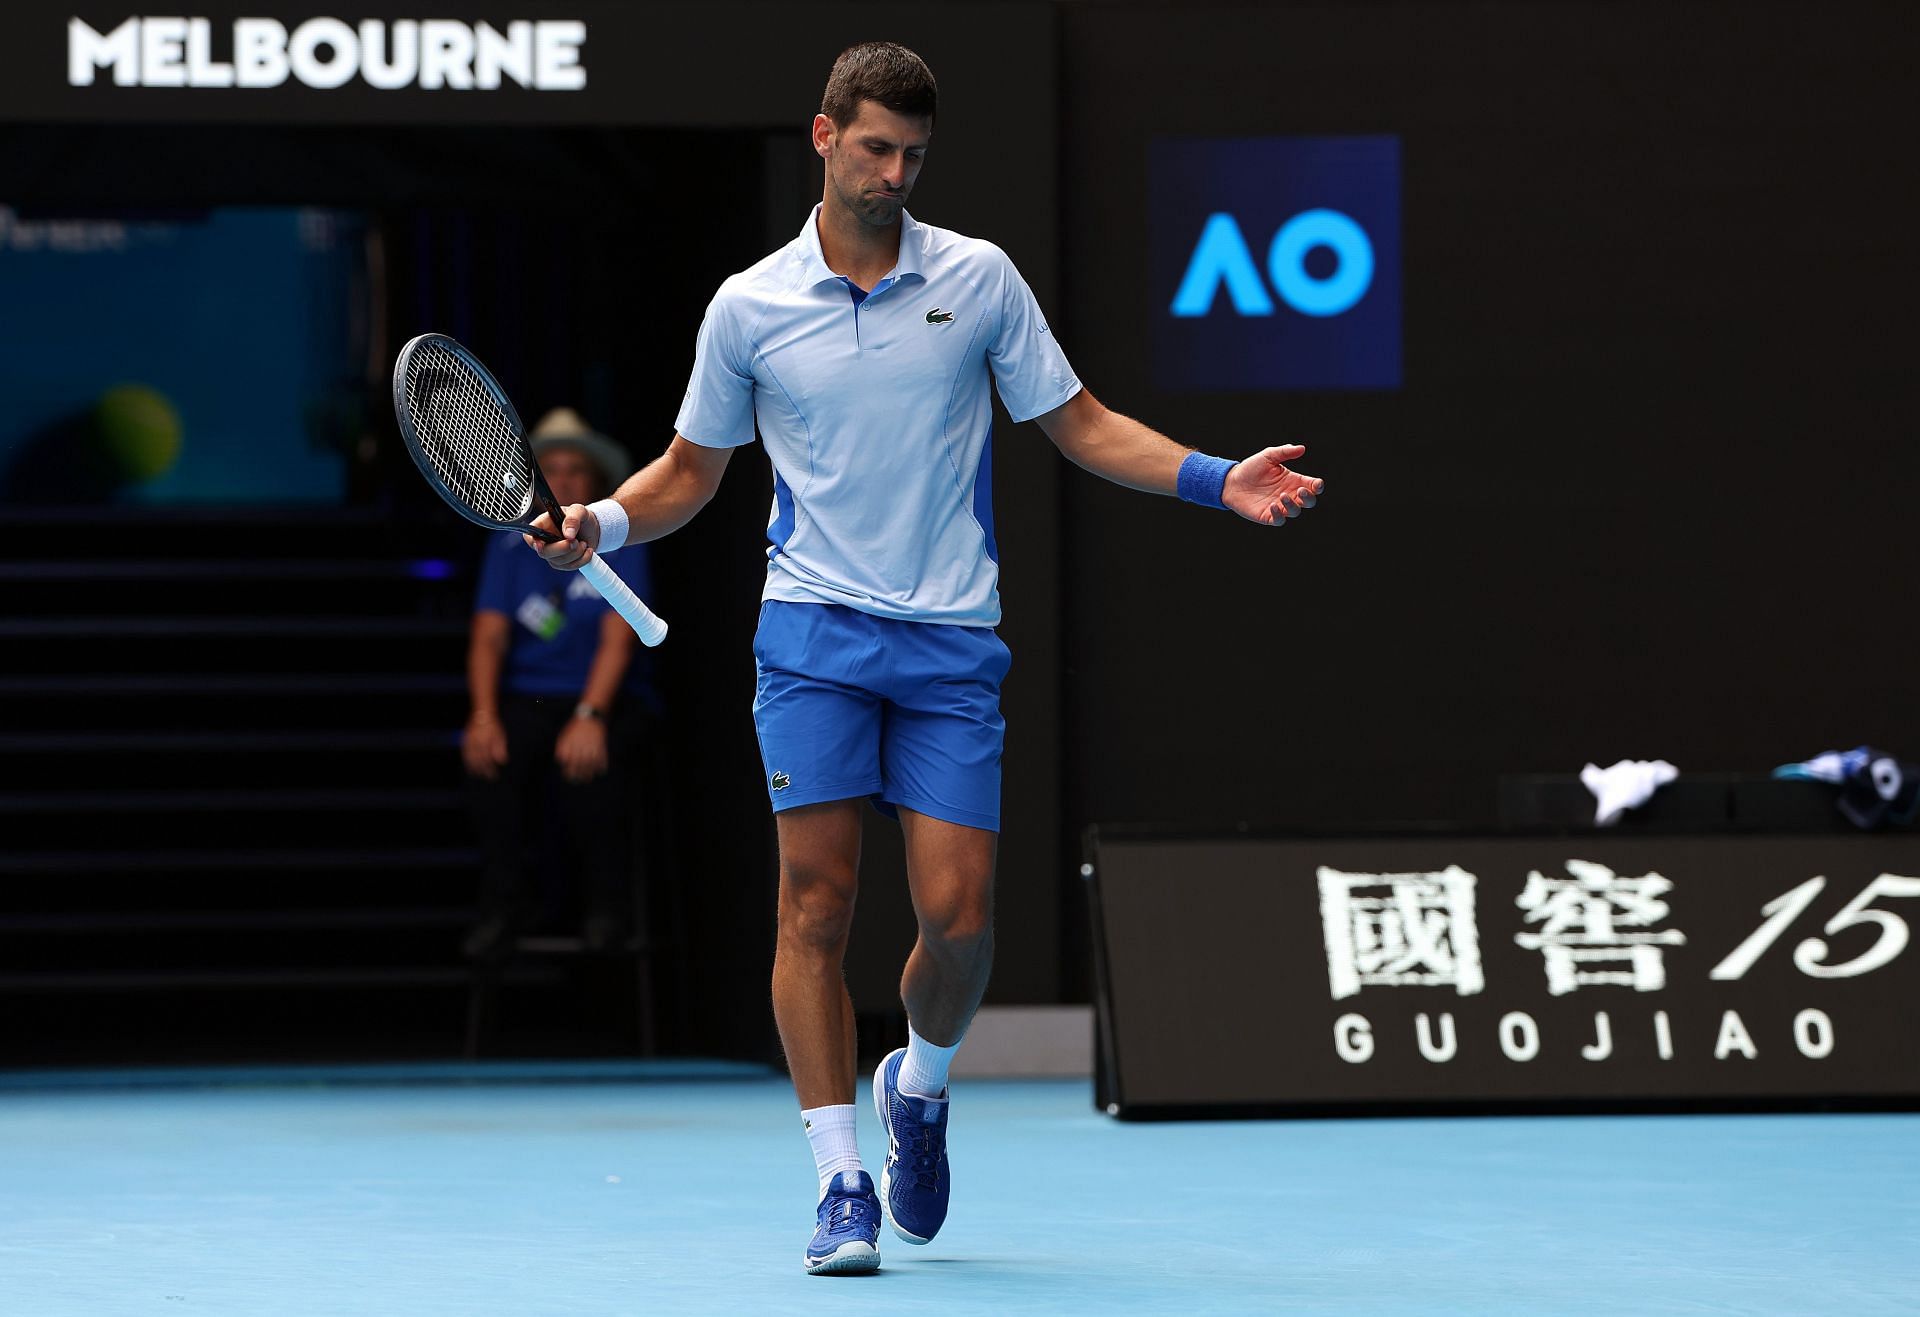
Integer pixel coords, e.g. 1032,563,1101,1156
1088,834,1920,1115
66,16,587,90
1149,136,1401,393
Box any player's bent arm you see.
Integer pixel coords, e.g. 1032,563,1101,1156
602,435,734,544
1034,388,1187,495
530,435,732,568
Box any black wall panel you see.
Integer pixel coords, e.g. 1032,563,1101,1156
1056,2,1916,843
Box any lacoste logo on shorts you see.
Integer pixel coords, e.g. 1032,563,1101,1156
770,771,792,791
925,307,954,324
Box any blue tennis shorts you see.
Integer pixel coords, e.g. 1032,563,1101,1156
751,600,1012,832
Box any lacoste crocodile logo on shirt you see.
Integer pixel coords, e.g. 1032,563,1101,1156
925,308,955,324
770,771,792,791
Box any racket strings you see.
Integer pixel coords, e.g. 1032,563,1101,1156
401,341,534,523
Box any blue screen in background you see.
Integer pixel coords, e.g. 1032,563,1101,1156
1150,136,1401,393
0,206,365,505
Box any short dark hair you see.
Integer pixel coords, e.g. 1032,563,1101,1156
820,42,937,128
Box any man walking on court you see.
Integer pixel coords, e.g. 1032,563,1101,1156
530,42,1323,1275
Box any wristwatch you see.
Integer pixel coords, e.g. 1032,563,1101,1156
573,701,605,722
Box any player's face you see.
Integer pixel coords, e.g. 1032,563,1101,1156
817,100,931,227
538,447,601,507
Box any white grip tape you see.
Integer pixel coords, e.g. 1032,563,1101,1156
579,554,669,647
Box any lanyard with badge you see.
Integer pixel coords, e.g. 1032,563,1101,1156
515,585,568,641
517,573,601,640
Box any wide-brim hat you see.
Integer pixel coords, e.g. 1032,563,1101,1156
529,407,631,487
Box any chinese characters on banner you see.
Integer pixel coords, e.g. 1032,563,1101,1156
1089,835,1920,1113
1318,865,1484,1000
1317,860,1920,1066
1513,860,1686,995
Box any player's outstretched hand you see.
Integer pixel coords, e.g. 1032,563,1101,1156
525,503,598,569
1223,444,1324,527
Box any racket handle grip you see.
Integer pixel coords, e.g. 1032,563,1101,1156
579,554,669,647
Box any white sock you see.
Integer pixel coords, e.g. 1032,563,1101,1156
900,1023,961,1098
801,1104,861,1198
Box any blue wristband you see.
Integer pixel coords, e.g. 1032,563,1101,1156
1176,452,1236,510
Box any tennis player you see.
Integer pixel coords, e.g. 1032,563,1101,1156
529,42,1322,1275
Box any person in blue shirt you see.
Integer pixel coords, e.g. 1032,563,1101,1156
462,408,656,958
528,44,1323,1274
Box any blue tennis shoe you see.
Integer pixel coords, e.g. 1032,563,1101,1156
872,1046,950,1244
804,1170,882,1275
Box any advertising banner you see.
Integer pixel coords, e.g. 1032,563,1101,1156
0,3,950,128
1088,832,1920,1117
1148,136,1401,392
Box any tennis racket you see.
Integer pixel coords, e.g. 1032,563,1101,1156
392,332,667,647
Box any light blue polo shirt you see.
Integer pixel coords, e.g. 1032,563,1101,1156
674,205,1081,626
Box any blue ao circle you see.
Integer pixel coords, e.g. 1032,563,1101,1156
1268,209,1374,317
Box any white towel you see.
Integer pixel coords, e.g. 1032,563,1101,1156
1580,759,1679,827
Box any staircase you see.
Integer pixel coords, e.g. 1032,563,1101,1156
0,507,499,1065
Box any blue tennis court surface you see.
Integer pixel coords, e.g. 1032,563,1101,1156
2,1065,1914,1314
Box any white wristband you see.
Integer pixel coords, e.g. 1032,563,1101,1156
586,498,629,554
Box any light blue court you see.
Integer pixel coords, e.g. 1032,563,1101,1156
1,1064,1915,1315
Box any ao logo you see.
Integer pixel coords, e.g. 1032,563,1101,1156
1171,210,1374,319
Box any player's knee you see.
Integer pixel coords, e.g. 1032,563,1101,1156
918,898,993,961
778,866,857,952
782,900,855,955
